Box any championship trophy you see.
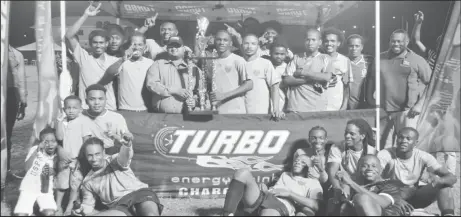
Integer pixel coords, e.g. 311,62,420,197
185,15,219,115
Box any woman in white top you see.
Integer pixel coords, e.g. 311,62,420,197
325,118,377,215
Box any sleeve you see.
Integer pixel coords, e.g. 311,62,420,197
146,39,161,60
236,58,252,83
377,182,403,205
80,118,93,138
421,151,443,172
307,180,324,200
417,57,432,85
377,149,392,170
284,55,297,76
72,43,89,65
145,61,171,97
266,62,281,86
81,183,96,215
25,145,39,162
270,172,287,190
327,144,343,164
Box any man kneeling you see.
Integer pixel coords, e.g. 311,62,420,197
222,154,323,216
72,136,163,216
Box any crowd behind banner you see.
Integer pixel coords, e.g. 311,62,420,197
1,1,459,216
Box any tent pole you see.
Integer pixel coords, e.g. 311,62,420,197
60,1,66,79
375,1,381,151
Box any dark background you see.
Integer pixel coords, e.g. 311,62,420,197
8,1,453,57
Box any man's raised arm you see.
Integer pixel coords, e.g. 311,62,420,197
65,3,101,51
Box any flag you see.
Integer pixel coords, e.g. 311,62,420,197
1,0,11,188
416,1,460,153
31,1,60,141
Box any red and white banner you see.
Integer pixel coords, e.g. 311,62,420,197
32,1,60,140
416,1,460,153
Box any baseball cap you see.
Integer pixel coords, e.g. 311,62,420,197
167,36,183,46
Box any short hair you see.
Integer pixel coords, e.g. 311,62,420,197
358,154,381,169
85,84,107,95
244,17,260,25
39,126,56,141
160,22,178,30
104,24,125,37
269,37,289,52
398,127,419,139
242,33,259,41
128,31,147,44
391,29,409,40
346,34,365,45
215,30,232,39
82,137,104,150
322,27,345,45
262,20,283,35
305,28,321,39
64,95,82,105
309,126,328,138
88,29,109,43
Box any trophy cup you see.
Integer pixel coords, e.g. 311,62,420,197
186,16,219,115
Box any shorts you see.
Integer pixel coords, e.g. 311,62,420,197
406,184,439,209
14,191,57,215
243,191,290,216
110,188,163,216
56,160,83,190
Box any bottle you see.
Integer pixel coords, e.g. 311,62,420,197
40,163,50,193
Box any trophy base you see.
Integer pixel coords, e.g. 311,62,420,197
187,109,219,115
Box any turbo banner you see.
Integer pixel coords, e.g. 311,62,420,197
416,1,460,153
120,110,375,198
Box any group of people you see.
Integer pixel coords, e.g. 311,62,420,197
1,1,458,216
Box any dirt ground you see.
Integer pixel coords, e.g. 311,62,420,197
1,66,459,216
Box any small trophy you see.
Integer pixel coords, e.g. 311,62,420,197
186,16,219,115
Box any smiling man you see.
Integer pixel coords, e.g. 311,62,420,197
65,3,119,111
377,127,457,216
380,29,432,149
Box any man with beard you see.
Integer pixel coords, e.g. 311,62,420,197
72,137,163,216
208,30,253,114
146,36,199,113
335,155,414,216
380,29,432,149
137,15,192,60
282,28,334,112
378,127,457,216
346,34,375,110
65,3,119,111
241,34,283,118
98,32,154,112
322,27,351,111
104,24,126,58
222,154,323,216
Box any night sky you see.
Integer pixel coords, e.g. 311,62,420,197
7,1,453,54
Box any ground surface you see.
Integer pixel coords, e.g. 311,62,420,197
1,66,459,216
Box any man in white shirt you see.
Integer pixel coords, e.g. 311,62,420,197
241,34,282,118
65,3,119,111
377,127,457,216
222,154,323,216
98,32,154,112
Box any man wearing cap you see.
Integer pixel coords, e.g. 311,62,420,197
380,29,431,149
146,36,200,113
138,15,192,60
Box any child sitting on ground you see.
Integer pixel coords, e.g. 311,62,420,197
55,95,92,215
13,127,59,216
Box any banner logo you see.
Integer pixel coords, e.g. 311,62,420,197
152,127,289,171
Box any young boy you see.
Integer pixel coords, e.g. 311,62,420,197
55,95,92,215
223,154,323,216
14,127,59,216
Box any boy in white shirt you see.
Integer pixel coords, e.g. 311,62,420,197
223,154,323,216
55,95,92,215
14,127,58,216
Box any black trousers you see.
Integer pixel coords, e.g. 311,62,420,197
6,87,18,170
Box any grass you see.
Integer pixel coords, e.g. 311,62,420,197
1,66,459,216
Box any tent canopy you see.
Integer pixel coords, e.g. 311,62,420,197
16,42,62,51
56,1,356,26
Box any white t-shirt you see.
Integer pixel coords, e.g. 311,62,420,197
81,110,130,149
325,53,352,111
61,115,93,158
73,43,119,111
270,172,323,216
117,57,154,111
378,148,442,186
244,57,281,114
20,146,56,193
328,143,376,179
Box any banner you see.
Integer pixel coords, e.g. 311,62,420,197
107,1,356,26
1,0,11,187
416,1,460,153
32,1,60,141
121,110,375,198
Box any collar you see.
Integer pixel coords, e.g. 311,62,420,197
303,51,321,58
350,55,365,65
165,58,187,68
387,48,411,59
